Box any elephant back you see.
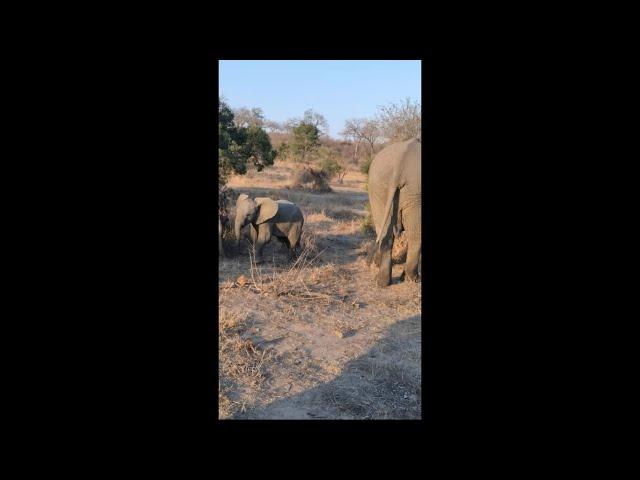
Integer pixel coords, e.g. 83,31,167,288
368,138,421,241
369,139,420,191
273,200,303,223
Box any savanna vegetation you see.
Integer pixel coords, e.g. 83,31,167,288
218,96,422,419
220,96,421,185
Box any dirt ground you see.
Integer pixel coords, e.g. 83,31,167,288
219,161,422,419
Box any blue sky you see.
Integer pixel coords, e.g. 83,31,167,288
219,60,421,138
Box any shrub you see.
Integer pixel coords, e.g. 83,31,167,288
318,156,343,179
289,168,314,188
360,156,373,175
288,167,332,193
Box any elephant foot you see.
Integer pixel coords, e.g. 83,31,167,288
406,273,420,283
376,274,392,287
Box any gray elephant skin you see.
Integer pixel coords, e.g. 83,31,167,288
234,194,304,262
367,138,421,287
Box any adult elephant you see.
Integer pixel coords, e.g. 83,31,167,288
367,137,421,287
235,194,304,263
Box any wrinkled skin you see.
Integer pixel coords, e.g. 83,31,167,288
367,138,421,287
235,194,304,263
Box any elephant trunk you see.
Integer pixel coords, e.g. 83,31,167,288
235,215,244,247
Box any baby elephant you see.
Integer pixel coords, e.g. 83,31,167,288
234,194,304,263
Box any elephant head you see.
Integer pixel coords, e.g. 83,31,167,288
234,194,279,246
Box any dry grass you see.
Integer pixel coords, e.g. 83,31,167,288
316,318,421,419
392,231,408,264
218,307,277,419
287,167,332,193
225,232,357,310
219,161,422,420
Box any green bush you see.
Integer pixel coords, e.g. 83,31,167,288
360,156,373,175
318,156,343,179
277,142,290,162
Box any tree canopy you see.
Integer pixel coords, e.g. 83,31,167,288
219,98,276,184
233,107,265,129
376,97,421,142
290,122,321,163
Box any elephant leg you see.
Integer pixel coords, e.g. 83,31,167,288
286,235,299,259
275,236,290,249
288,225,302,257
249,224,258,245
237,225,258,257
254,226,271,263
404,234,421,282
276,236,294,259
286,239,297,260
288,226,300,250
376,248,392,287
366,240,383,267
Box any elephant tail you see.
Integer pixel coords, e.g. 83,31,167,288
374,186,400,257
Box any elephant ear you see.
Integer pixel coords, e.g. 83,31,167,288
254,197,278,224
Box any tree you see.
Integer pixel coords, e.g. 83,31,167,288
218,98,276,185
283,117,299,133
302,109,329,137
341,118,381,160
284,109,330,137
233,107,265,129
340,118,365,163
264,119,285,133
360,120,382,158
219,99,247,183
276,141,291,161
243,125,277,171
317,146,346,183
376,97,421,142
290,122,321,164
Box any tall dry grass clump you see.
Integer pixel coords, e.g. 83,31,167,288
228,231,354,309
243,230,327,300
392,231,408,264
288,167,332,193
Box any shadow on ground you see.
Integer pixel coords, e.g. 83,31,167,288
228,314,422,420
